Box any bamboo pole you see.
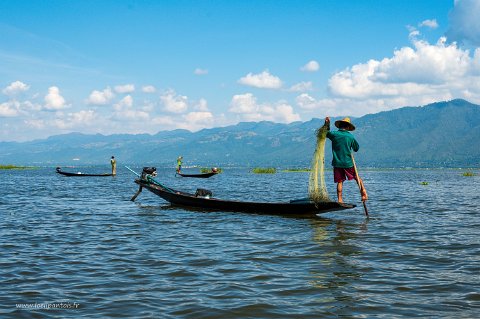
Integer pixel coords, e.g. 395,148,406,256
351,153,369,216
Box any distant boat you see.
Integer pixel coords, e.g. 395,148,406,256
56,167,113,177
176,171,217,178
131,174,355,216
176,167,219,178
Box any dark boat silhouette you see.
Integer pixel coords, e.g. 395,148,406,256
56,167,113,177
176,171,217,178
131,174,355,216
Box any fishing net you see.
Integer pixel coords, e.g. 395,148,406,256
308,122,331,203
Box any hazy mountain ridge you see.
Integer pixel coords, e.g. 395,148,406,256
1,99,479,167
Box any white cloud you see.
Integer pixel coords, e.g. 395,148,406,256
408,29,420,39
151,115,176,126
300,60,320,72
86,87,115,105
0,100,19,117
160,89,188,113
150,112,221,132
2,81,30,96
44,86,67,110
289,81,313,92
299,36,480,116
24,119,45,129
265,102,301,123
0,99,43,117
140,100,155,112
238,70,283,89
419,19,438,29
114,84,135,93
328,37,471,99
229,93,300,123
69,110,97,124
142,85,156,93
116,109,150,121
22,100,42,111
229,93,257,114
194,98,209,111
194,68,208,75
183,111,213,124
113,95,134,111
296,93,351,113
447,0,480,46
53,110,97,129
111,95,150,121
296,93,318,110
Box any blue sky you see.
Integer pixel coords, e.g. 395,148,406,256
1,0,479,141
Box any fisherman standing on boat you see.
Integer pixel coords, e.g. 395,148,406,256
325,117,367,203
111,156,117,175
176,156,183,173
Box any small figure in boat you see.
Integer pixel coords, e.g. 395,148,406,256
111,156,117,175
176,156,183,173
325,117,367,203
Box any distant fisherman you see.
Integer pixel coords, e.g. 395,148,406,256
325,117,367,203
176,156,183,173
111,156,117,175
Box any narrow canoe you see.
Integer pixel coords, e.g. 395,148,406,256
134,178,355,216
176,171,217,178
56,167,113,177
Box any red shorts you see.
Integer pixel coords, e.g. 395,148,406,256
334,167,357,183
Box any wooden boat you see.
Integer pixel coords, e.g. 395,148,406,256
132,177,355,216
56,167,113,177
176,171,217,178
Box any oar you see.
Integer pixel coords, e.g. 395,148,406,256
351,153,369,216
125,165,176,193
125,165,140,177
125,166,143,201
130,186,143,201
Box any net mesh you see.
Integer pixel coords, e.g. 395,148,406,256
308,123,331,203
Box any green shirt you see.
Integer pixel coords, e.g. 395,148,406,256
326,129,359,168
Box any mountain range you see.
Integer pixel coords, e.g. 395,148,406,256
1,99,479,168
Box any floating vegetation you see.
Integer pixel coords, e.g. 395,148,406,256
462,171,475,177
0,164,34,170
200,167,223,173
252,167,277,174
282,168,311,172
420,181,429,185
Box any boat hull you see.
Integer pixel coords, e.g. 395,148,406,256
135,179,355,216
176,172,217,178
56,167,113,177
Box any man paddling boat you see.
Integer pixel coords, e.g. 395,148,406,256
325,117,367,203
176,156,183,173
110,156,117,175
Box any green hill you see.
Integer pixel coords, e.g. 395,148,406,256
1,99,479,168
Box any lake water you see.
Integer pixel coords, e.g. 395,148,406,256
1,166,479,318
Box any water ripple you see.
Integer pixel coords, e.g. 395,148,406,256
1,167,479,318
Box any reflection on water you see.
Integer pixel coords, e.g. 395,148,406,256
1,167,479,318
308,218,365,304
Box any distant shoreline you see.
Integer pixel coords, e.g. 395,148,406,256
1,165,477,171
0,164,474,173
0,165,36,170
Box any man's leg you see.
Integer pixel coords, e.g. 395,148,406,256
337,181,343,203
356,177,368,201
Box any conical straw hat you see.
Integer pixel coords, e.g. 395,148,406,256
334,117,355,131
